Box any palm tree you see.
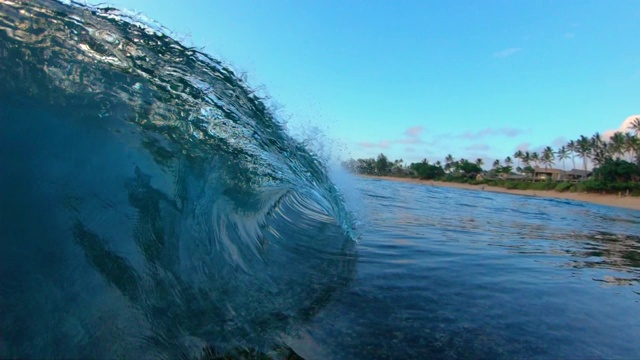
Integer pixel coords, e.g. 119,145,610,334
475,158,484,169
629,117,640,166
624,133,638,163
392,158,405,174
454,159,464,176
445,154,454,174
623,133,633,161
590,132,609,168
557,146,569,170
592,132,603,145
492,159,500,169
609,132,626,160
520,151,532,179
575,135,592,173
522,151,531,167
531,152,540,169
567,140,577,170
629,117,640,136
513,150,523,172
591,145,609,168
504,156,513,168
542,146,555,169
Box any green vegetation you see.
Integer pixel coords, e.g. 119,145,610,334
342,117,640,196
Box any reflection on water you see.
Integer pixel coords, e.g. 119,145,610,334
564,232,640,273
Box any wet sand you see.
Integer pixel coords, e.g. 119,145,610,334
360,175,640,211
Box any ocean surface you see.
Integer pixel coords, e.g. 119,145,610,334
1,1,639,359
299,176,640,359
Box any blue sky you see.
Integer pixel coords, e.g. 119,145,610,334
99,0,639,167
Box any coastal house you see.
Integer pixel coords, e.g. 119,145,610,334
533,167,564,181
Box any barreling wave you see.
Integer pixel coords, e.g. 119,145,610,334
0,1,356,358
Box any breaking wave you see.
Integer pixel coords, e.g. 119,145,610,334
0,1,356,358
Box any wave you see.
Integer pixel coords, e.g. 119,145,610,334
0,1,356,358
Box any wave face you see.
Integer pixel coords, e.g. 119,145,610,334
0,1,356,358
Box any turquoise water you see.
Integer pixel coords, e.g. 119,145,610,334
299,177,640,359
1,1,639,359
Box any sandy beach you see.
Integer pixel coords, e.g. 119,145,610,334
360,175,640,211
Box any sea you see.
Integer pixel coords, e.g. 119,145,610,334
302,176,640,359
1,1,639,359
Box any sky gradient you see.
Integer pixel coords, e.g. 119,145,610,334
98,0,639,167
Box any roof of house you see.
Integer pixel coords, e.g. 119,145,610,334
533,167,564,174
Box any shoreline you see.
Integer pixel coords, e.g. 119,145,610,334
359,175,640,211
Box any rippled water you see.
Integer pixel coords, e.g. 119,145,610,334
2,1,639,359
297,177,640,359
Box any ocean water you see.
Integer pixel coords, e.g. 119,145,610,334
1,1,639,359
298,177,640,359
0,1,354,358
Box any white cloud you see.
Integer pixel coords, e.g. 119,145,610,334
602,114,640,139
404,126,423,137
493,47,522,58
461,127,528,139
356,125,426,150
357,140,390,149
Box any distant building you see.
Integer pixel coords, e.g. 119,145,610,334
565,169,591,181
533,167,564,181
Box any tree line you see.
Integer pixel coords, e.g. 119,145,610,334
342,118,640,194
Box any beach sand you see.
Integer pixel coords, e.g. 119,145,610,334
360,175,640,211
